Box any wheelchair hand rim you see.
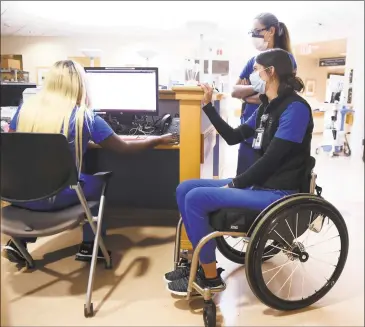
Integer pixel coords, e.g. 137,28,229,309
245,200,349,311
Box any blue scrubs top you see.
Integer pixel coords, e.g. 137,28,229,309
10,106,114,211
245,101,310,143
239,53,297,122
236,53,297,175
10,106,114,161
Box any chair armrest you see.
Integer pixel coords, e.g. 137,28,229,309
93,172,113,196
93,171,113,182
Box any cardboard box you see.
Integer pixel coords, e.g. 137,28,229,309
1,58,21,70
68,56,101,67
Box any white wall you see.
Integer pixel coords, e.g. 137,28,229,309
0,35,186,85
0,35,255,89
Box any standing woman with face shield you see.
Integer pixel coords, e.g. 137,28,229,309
231,12,297,175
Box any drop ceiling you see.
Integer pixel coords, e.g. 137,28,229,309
1,1,363,44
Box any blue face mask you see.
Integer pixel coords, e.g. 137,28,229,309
249,70,266,94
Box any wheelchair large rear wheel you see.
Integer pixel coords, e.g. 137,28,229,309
245,196,349,311
216,236,281,265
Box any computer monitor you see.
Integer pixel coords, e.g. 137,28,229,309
84,67,159,116
1,83,37,107
22,86,42,102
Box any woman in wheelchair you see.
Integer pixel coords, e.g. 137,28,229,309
2,60,176,265
165,48,314,295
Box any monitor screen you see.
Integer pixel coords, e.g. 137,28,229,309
1,83,37,107
85,67,159,115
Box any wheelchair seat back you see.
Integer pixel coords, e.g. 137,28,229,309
267,156,318,243
300,156,316,193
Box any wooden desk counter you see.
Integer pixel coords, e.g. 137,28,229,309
171,86,226,250
119,135,180,150
89,136,180,150
99,87,226,250
1,89,226,253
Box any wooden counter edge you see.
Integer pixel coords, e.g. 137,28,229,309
159,90,176,100
172,86,225,102
159,88,225,101
88,141,179,150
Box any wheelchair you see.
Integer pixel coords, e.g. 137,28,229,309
172,157,349,327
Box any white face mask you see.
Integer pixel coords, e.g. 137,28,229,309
249,70,266,94
250,66,273,95
252,36,268,51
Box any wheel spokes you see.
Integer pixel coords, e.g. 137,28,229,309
258,205,343,302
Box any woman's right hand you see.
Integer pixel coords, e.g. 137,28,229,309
158,133,179,145
200,83,214,106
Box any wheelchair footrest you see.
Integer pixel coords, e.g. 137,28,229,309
191,280,227,298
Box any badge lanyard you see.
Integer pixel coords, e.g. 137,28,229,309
252,113,269,150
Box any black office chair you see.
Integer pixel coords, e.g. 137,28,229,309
173,156,349,327
1,132,112,318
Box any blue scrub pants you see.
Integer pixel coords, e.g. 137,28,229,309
12,174,105,244
176,179,294,264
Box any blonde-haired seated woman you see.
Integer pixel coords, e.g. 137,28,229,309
2,60,175,264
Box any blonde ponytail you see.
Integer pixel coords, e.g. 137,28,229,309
17,60,92,176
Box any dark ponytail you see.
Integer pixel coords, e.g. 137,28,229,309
277,73,305,96
255,13,293,54
275,22,292,54
256,49,305,96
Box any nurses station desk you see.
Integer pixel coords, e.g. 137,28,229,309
84,86,228,250
0,87,228,251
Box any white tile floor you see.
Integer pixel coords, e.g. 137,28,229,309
2,135,364,326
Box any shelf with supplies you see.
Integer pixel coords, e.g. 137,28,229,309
1,69,30,83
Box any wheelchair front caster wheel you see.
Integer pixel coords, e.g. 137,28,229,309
203,300,216,327
84,303,94,318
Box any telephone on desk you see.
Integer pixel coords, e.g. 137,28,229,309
156,114,180,135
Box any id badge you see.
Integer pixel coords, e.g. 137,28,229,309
252,128,264,150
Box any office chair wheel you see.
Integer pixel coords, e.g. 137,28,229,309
216,237,281,265
203,300,216,327
343,142,351,157
84,303,94,318
245,196,349,311
105,258,113,270
25,261,35,270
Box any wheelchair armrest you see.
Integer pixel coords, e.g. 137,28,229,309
93,171,113,182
